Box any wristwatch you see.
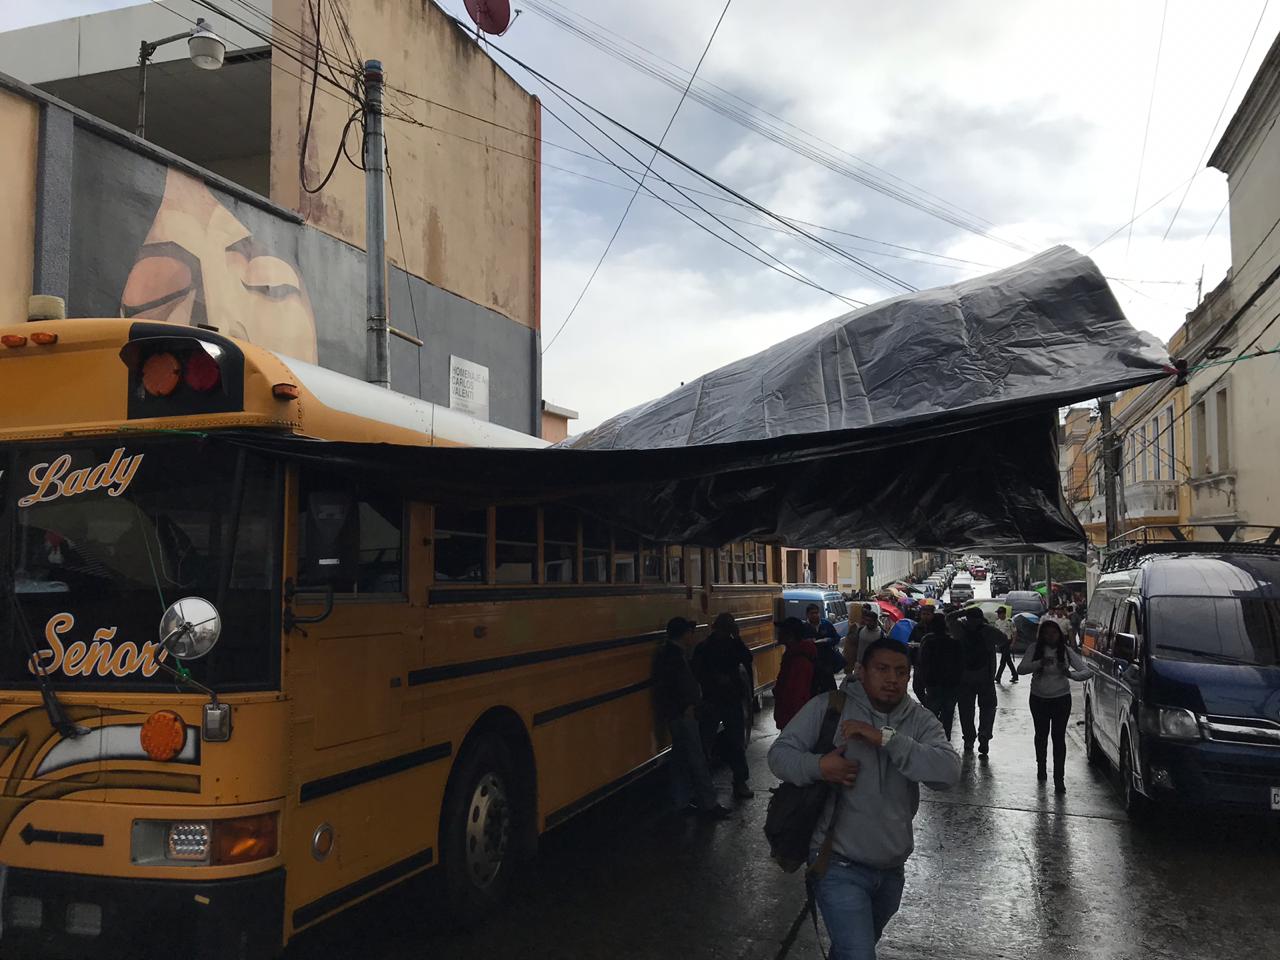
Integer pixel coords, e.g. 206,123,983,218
880,726,895,746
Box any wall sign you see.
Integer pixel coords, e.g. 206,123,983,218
449,355,490,422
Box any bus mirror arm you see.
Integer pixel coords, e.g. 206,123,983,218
283,579,335,634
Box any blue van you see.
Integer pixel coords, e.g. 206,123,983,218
1082,539,1280,818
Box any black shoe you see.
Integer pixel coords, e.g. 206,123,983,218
1011,677,1019,684
1054,780,1067,796
963,740,974,753
699,803,733,820
978,740,990,757
1036,765,1047,782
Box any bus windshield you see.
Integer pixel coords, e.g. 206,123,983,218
1148,595,1280,667
0,439,280,692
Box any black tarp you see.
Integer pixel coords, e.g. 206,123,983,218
220,246,1170,558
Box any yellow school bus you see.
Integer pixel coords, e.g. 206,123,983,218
0,314,782,958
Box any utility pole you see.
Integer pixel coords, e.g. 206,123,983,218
364,59,390,389
1099,396,1120,546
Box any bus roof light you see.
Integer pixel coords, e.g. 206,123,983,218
272,383,299,400
2,335,28,348
184,349,222,392
30,332,58,345
142,352,181,397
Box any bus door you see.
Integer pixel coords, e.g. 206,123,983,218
287,470,421,885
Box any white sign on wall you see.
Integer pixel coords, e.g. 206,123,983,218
449,355,490,422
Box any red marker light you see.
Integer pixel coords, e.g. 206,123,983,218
30,332,58,346
184,350,222,392
1,335,27,348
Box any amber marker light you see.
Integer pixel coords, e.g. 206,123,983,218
272,382,299,400
1,335,27,348
142,352,182,396
140,710,187,762
30,332,58,345
213,813,278,865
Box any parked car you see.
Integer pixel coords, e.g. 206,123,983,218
999,591,1047,649
910,582,937,599
972,565,987,580
990,572,1012,596
1081,541,1280,819
948,577,975,604
782,587,851,641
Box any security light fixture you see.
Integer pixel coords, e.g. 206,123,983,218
135,17,226,139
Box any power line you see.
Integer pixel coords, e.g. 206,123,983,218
522,0,1032,253
544,0,734,354
463,23,919,294
1162,0,1270,241
1126,0,1169,263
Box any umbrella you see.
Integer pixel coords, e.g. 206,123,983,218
876,600,904,622
889,619,916,644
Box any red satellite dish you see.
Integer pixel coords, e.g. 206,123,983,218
464,0,512,35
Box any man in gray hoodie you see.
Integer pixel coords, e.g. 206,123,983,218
768,639,961,959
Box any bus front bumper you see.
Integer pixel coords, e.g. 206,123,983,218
0,866,284,960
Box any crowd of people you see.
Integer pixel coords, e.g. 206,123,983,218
652,594,1091,960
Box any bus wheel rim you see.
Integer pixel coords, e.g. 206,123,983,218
465,772,510,889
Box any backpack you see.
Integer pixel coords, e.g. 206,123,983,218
763,691,846,874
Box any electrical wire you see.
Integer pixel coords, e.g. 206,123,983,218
543,0,733,354
1125,0,1169,263
521,0,1032,253
462,25,919,294
1162,0,1271,241
386,146,423,391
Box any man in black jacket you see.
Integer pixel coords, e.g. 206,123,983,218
655,618,730,818
947,608,1001,756
692,612,756,799
915,606,963,739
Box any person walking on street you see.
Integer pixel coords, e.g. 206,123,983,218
1018,619,1090,795
915,607,962,739
947,607,1000,756
852,605,885,674
774,617,840,729
804,603,842,644
768,640,961,960
992,606,1018,684
654,617,732,819
692,612,755,799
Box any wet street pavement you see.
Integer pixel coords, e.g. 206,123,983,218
287,676,1280,960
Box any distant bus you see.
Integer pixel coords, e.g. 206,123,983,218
0,315,781,958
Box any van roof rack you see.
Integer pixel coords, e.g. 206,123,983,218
782,582,842,592
1101,524,1280,573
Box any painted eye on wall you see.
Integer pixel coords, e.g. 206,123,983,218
121,256,195,318
241,256,302,301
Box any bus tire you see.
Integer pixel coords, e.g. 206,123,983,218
440,734,518,926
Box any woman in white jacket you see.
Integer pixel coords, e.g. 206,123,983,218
1018,618,1089,794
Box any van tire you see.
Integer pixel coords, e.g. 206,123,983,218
440,734,518,927
1084,702,1105,769
1120,735,1149,821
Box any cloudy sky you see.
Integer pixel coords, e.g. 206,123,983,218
5,1,1278,432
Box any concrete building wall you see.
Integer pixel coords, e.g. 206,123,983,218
269,0,540,334
0,88,38,326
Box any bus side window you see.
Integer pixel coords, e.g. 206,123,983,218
495,506,537,584
687,547,703,588
542,506,578,584
434,505,487,584
582,515,609,583
667,545,684,584
297,472,404,595
614,529,638,584
640,539,664,582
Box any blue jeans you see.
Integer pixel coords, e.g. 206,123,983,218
810,857,906,960
668,712,717,810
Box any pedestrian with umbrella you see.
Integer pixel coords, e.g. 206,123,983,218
1018,618,1089,794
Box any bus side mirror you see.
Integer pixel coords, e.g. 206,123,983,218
303,490,359,586
1114,632,1137,662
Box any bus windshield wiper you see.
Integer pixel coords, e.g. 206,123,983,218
4,587,89,739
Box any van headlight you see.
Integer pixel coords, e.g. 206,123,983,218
1140,705,1202,741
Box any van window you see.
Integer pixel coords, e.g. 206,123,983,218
1083,591,1118,654
1148,596,1280,666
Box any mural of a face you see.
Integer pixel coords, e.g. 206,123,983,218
120,169,319,363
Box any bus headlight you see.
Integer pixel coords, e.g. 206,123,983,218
132,813,277,866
